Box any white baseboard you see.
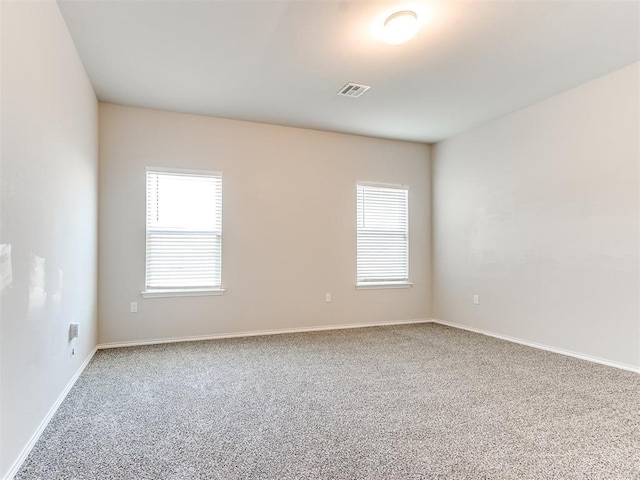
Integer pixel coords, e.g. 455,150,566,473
3,346,98,480
98,318,434,349
432,319,640,374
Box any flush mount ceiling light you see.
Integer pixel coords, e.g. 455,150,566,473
383,10,419,45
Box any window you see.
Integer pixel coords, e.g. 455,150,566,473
144,168,223,297
356,183,410,288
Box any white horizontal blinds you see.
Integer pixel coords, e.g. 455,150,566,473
146,170,222,289
357,184,408,283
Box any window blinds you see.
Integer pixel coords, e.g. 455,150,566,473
356,184,409,284
146,170,222,289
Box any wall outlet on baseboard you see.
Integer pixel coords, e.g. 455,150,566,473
130,302,138,313
325,293,331,303
473,295,480,305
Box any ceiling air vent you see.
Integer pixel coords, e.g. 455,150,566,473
337,82,371,98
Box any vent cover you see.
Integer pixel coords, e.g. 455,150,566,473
337,82,371,98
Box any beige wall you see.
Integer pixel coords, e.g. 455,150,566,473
0,1,99,477
433,62,640,369
98,104,431,344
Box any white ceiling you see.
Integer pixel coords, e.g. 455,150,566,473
58,0,640,143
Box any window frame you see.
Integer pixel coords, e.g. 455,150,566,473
142,166,225,298
355,181,412,290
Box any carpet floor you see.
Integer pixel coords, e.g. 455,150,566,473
15,323,640,479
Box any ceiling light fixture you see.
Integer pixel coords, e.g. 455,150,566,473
383,10,419,45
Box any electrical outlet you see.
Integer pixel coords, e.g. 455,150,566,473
130,302,138,313
69,323,79,340
473,295,480,305
325,293,331,303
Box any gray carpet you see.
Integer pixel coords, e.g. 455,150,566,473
16,324,640,479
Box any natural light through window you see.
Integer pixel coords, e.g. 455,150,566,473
356,183,410,288
144,168,223,296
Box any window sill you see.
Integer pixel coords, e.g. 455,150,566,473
141,288,225,298
356,282,413,290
